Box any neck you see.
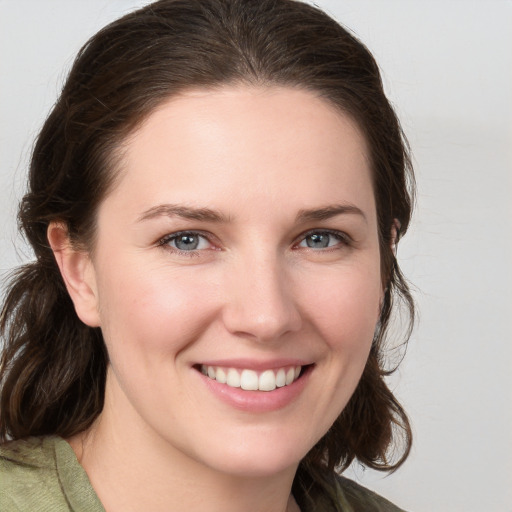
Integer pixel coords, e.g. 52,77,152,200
69,394,300,512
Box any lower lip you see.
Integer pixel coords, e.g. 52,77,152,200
196,366,312,413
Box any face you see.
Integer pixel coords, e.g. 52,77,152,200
80,86,382,477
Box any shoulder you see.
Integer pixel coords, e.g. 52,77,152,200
335,474,407,512
0,436,77,511
1,435,57,466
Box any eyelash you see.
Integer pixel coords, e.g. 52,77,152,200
157,231,215,257
157,228,351,256
294,229,351,251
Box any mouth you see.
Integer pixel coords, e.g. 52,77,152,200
196,364,309,392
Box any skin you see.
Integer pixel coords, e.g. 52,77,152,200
50,85,383,512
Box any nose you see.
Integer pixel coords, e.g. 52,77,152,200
221,252,302,342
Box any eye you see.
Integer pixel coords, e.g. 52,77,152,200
159,231,212,252
297,230,347,249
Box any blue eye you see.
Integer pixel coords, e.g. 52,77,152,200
298,231,345,249
161,232,211,251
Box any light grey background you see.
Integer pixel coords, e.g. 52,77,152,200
1,1,511,510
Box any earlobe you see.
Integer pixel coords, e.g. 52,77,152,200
47,222,101,327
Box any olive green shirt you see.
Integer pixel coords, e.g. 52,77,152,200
0,436,405,511
0,437,104,511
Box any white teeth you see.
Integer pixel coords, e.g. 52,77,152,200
200,364,304,391
240,369,259,390
216,367,227,384
226,368,241,388
259,370,276,391
275,368,286,388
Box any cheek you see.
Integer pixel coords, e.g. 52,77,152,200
289,265,381,444
95,261,220,359
299,264,382,351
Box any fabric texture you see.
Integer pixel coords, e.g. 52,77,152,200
333,475,406,512
0,436,405,511
0,437,104,512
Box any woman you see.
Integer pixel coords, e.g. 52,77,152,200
0,0,415,510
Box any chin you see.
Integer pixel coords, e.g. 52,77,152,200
210,453,300,479
192,430,315,479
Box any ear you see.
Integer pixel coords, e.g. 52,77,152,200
390,219,401,257
379,219,401,312
47,222,101,327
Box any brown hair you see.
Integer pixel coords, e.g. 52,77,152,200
0,0,414,508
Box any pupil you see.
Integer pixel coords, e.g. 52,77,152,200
176,235,198,250
307,233,329,248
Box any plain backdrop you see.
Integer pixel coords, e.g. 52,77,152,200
1,1,511,510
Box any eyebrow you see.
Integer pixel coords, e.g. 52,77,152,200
137,202,366,224
296,204,367,223
137,204,228,223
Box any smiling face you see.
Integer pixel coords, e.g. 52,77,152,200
72,85,382,478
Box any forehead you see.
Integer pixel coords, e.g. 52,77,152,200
106,85,375,221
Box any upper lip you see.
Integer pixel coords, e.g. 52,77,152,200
196,358,312,371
